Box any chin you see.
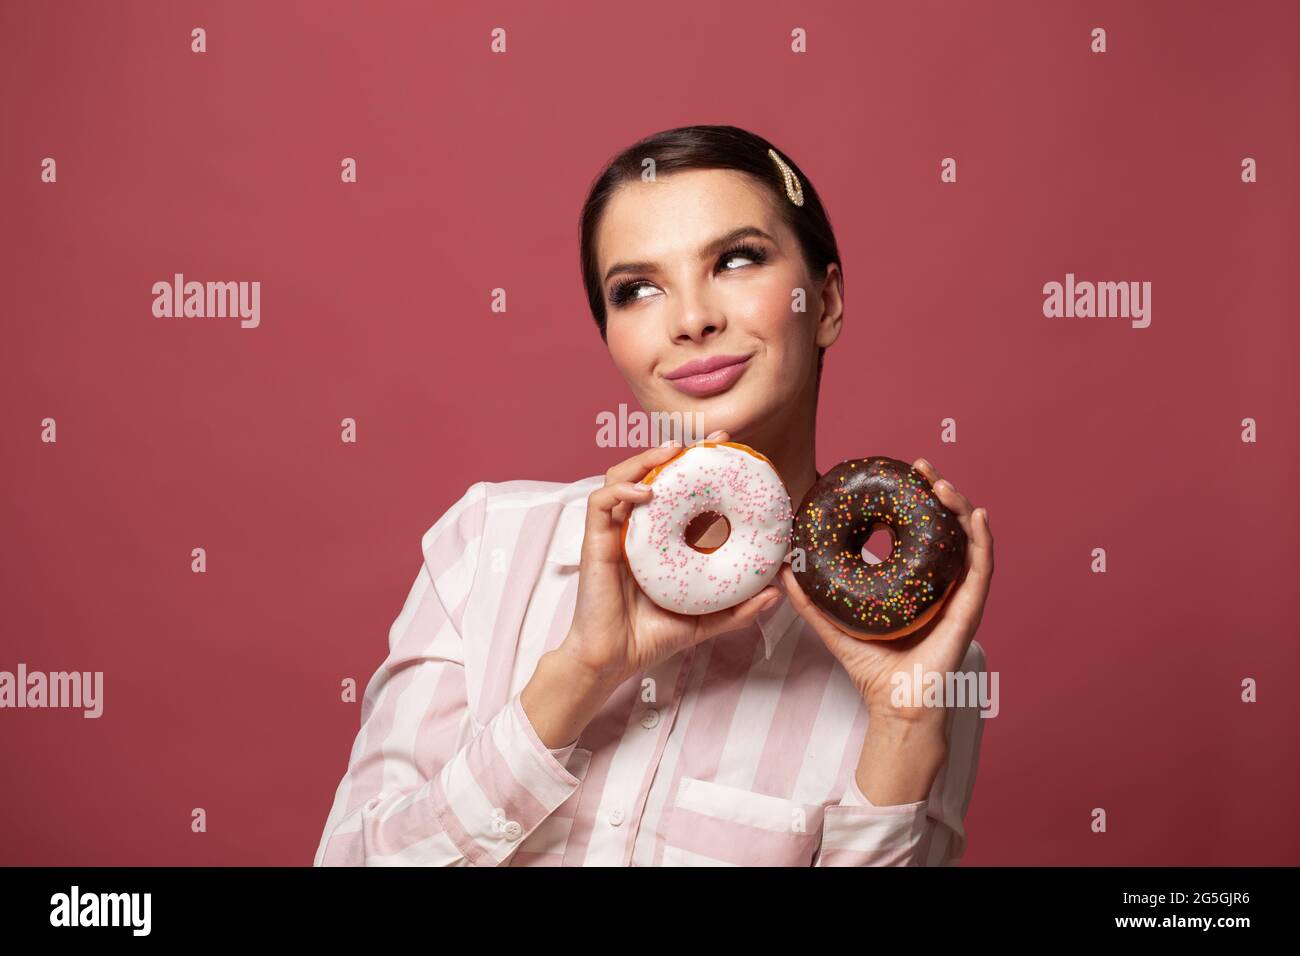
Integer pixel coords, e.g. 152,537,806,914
650,379,775,440
677,394,753,434
716,385,784,428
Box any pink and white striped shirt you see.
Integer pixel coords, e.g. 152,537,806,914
314,477,987,867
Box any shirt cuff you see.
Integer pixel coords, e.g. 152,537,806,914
516,691,583,769
839,771,928,812
816,775,930,866
431,690,584,865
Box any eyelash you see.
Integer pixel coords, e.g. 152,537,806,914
607,242,769,307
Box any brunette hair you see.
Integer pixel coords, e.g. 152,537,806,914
578,125,840,379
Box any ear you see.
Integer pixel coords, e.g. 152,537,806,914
814,262,844,349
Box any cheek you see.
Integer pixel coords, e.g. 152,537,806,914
606,320,656,379
741,284,812,352
739,272,806,333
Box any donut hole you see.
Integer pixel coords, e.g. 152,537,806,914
860,524,894,565
684,511,731,554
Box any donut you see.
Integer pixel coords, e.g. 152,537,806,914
791,457,967,640
621,442,793,615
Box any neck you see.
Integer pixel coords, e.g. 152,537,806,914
734,412,819,513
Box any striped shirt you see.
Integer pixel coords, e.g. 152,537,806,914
314,477,987,866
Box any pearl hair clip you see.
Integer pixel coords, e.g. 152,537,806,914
767,148,804,207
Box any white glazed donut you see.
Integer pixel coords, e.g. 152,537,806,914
621,442,793,615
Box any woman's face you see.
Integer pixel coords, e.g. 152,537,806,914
596,168,842,442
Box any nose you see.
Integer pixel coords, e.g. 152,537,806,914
669,292,727,344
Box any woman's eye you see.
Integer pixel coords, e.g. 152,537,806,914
609,280,654,306
718,243,767,272
609,245,766,306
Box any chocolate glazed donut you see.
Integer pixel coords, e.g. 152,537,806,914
791,457,967,640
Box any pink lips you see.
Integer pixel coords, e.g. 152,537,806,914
662,353,753,397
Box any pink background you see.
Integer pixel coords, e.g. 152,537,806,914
2,0,1296,865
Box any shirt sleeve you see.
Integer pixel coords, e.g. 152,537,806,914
813,640,989,867
313,482,585,866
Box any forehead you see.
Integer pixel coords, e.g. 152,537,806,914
596,168,784,272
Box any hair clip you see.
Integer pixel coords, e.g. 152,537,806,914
767,148,804,207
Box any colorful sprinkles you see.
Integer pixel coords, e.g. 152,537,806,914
791,457,967,637
623,444,793,615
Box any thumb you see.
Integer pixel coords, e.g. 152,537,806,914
698,586,782,641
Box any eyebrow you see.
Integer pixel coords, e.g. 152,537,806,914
603,226,777,284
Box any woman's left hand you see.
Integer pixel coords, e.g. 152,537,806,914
779,458,994,729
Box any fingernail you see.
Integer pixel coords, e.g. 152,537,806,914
706,430,723,440
935,479,949,491
980,507,990,528
918,458,932,471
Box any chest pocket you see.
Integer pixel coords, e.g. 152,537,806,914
661,776,822,867
510,748,592,866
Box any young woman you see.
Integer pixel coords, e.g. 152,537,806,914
315,125,994,867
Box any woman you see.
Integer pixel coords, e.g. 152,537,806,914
314,125,994,867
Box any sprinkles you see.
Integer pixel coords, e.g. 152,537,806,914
791,457,967,639
622,442,793,615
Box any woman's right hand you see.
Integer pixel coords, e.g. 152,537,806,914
557,430,783,690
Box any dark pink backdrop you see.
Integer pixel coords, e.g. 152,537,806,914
2,0,1296,865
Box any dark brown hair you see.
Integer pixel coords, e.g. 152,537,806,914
578,125,841,379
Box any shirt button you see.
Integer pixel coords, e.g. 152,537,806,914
502,820,523,841
608,808,625,826
640,708,660,729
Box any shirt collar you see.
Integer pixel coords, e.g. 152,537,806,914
755,573,801,660
547,499,800,660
